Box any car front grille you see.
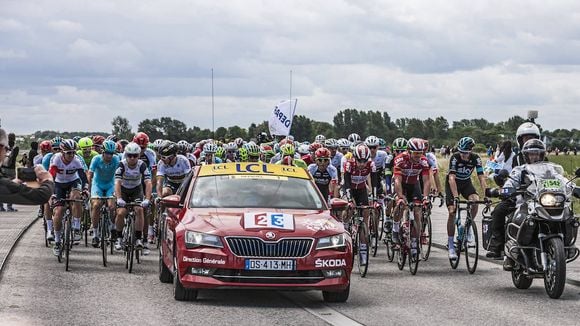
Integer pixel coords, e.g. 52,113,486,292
212,269,324,284
226,237,313,258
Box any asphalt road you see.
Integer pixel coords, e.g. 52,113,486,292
0,219,579,326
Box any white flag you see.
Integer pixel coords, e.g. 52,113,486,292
268,99,297,137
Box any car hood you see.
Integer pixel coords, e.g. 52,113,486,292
180,208,344,238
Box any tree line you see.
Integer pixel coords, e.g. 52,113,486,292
26,109,579,150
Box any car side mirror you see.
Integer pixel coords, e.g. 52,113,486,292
161,195,183,209
330,198,349,211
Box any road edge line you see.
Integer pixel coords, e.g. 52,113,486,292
0,216,40,281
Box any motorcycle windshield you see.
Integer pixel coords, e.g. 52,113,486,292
524,162,570,196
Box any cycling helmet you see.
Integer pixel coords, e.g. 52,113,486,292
337,138,350,148
279,138,294,146
297,144,310,155
315,147,331,159
158,141,178,157
132,132,149,147
103,140,117,154
51,136,63,149
378,138,387,150
60,139,77,151
226,142,237,151
40,140,52,152
177,140,189,148
280,143,296,156
176,142,188,154
286,135,294,141
281,156,294,166
72,136,81,143
314,134,326,144
354,144,371,161
115,142,123,153
244,143,261,157
234,137,244,147
238,147,249,161
325,138,338,149
457,137,475,152
364,135,380,147
392,138,408,152
106,134,118,142
348,133,361,143
153,139,164,150
203,142,218,154
92,135,105,146
516,122,541,148
78,137,93,149
522,139,546,164
215,146,225,159
124,142,141,155
257,132,269,144
407,138,426,152
309,142,323,153
261,144,275,160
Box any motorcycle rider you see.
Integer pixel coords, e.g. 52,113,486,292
486,122,542,259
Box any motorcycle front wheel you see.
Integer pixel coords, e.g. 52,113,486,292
544,237,566,299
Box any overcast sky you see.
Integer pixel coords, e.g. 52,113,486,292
1,0,579,135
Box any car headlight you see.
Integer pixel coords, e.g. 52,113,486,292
185,231,223,249
540,193,565,207
316,233,346,250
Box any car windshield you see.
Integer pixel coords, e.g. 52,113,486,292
189,175,325,209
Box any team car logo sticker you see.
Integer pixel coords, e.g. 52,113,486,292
244,212,295,230
301,218,337,232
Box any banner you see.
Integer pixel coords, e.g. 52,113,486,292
268,99,297,137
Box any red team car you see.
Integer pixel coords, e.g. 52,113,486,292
158,162,353,302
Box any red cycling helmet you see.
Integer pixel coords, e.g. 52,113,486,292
407,138,426,152
92,135,105,146
40,140,52,152
281,156,293,166
315,147,331,159
133,132,150,147
354,144,371,161
309,142,323,153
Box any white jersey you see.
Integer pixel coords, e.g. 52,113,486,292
50,153,85,183
115,160,151,189
33,154,44,166
426,152,438,171
157,155,192,183
371,150,388,169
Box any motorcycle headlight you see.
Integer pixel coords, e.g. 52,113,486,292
316,233,346,250
185,231,223,249
539,193,565,207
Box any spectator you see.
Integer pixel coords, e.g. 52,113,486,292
1,132,19,211
27,141,39,167
19,153,28,167
494,140,514,173
0,128,54,206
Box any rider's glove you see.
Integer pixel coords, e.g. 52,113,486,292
141,199,150,208
396,198,406,207
116,198,126,207
154,197,162,205
422,198,430,207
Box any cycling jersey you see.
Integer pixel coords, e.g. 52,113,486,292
115,160,151,189
371,150,388,170
49,152,88,184
33,154,44,166
41,152,55,170
275,158,307,169
344,159,376,190
123,148,157,172
77,149,99,168
186,153,197,167
269,152,301,164
330,152,343,171
301,154,313,166
200,156,223,165
448,152,484,181
425,152,438,172
157,154,191,183
90,154,121,186
393,152,430,184
307,163,338,200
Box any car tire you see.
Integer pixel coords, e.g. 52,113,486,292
173,257,198,301
159,248,172,283
322,283,350,303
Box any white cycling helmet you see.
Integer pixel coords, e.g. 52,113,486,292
348,133,361,143
297,144,310,155
516,122,541,148
314,134,326,144
124,142,141,155
364,135,379,147
203,143,218,154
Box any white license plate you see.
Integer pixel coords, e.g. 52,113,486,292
244,259,295,271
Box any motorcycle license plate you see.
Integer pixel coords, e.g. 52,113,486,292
542,179,561,190
244,259,295,271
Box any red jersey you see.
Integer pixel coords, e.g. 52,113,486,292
393,152,430,184
301,154,313,165
344,159,376,190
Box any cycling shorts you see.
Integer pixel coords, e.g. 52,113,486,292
445,179,477,207
401,183,423,203
350,188,369,206
54,179,82,203
91,183,115,198
120,186,144,203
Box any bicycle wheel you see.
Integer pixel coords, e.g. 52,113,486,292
377,207,385,241
464,219,479,274
100,214,108,267
408,220,419,275
65,216,72,271
43,215,49,247
421,214,432,261
128,217,135,273
370,209,379,257
354,220,369,277
385,226,395,262
83,208,90,247
397,222,407,270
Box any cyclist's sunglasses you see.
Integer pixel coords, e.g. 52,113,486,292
160,155,174,160
64,150,75,155
316,158,330,163
127,154,139,158
368,146,377,150
459,150,472,154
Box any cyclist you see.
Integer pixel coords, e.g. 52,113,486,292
33,140,52,165
392,138,431,257
445,137,488,260
200,143,223,165
243,143,262,163
113,142,152,250
77,137,99,168
276,143,307,168
49,139,89,256
87,140,120,247
365,135,387,198
307,147,338,202
156,140,191,197
314,134,326,144
343,144,378,263
423,139,443,197
92,135,105,154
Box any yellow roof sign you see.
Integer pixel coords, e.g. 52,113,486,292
198,163,309,179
